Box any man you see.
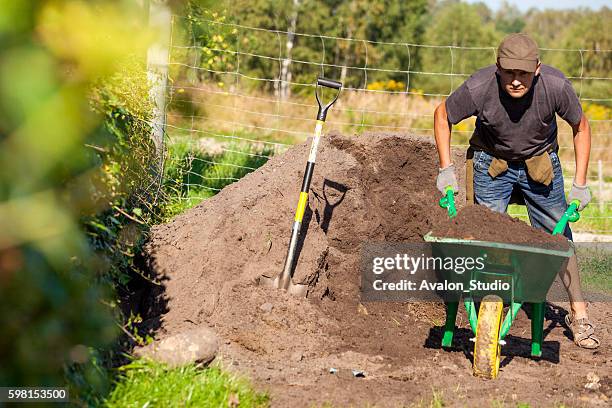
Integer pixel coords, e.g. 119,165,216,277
433,33,599,349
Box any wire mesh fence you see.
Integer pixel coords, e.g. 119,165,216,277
159,11,612,235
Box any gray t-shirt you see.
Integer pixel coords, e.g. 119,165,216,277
445,64,582,160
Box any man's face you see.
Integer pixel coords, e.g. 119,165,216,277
496,62,540,98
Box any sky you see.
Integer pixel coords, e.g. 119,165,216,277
466,0,610,12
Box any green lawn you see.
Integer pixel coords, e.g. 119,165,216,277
161,139,273,219
508,204,611,235
577,246,612,294
104,359,268,407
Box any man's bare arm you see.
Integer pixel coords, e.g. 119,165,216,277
571,114,591,186
434,100,452,168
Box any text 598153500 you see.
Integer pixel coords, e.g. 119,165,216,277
1,387,69,403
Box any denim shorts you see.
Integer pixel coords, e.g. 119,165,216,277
472,150,572,240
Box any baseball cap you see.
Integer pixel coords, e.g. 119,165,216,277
497,33,539,72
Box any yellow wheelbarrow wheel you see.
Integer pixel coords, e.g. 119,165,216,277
473,295,503,379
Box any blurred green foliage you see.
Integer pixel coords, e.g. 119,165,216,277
175,0,429,94
85,57,158,290
0,0,274,399
420,1,502,94
0,0,153,399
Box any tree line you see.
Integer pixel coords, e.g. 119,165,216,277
179,0,611,102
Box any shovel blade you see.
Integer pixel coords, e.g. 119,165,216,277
258,274,308,297
287,281,308,297
258,274,280,289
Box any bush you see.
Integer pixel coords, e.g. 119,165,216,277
0,0,152,399
0,0,149,391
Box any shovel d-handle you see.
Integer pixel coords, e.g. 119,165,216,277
315,77,342,121
276,77,343,290
317,77,342,89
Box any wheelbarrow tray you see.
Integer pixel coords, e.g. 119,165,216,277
423,232,574,303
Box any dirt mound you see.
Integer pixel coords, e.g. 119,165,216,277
142,133,610,407
145,133,461,334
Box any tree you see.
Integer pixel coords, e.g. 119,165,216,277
522,8,576,48
418,2,501,94
494,1,525,34
183,0,428,94
554,7,612,104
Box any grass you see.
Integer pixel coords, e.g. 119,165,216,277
409,389,445,408
428,390,445,408
577,246,612,294
168,83,439,144
508,204,611,234
168,83,612,161
104,359,268,407
161,138,274,219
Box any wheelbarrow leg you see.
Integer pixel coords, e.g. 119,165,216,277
530,302,544,357
442,301,459,348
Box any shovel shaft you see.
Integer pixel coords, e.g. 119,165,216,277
294,120,324,223
278,223,301,289
264,77,341,295
279,120,325,285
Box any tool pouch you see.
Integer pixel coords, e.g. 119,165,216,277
487,157,509,179
525,151,554,186
465,149,509,204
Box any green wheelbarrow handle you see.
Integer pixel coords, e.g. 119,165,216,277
439,186,457,219
552,199,581,235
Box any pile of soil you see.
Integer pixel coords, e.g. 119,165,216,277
142,133,610,407
431,204,570,248
144,133,463,332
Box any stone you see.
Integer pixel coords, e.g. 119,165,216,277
584,372,601,391
259,302,274,313
367,355,384,363
134,327,219,368
357,303,369,315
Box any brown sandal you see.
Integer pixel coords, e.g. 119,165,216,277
565,314,601,349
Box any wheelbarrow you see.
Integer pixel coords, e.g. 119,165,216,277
424,187,581,379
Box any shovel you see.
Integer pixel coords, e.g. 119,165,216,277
259,77,342,297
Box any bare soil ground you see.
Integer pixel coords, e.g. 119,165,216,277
142,133,610,407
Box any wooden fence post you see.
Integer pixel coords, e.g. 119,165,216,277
598,159,603,213
147,0,171,175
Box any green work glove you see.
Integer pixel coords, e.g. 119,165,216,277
568,182,591,211
436,163,459,195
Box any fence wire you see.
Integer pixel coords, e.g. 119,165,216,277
161,12,612,236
